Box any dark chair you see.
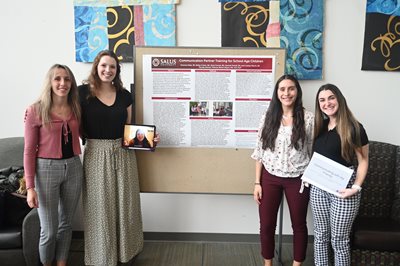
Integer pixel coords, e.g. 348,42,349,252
0,137,40,266
351,141,400,265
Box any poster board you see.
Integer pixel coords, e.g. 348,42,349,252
134,46,285,194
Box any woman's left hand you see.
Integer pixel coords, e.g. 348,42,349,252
338,188,359,199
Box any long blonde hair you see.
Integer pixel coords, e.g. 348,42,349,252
314,84,362,162
35,64,81,127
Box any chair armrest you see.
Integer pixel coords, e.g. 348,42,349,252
22,208,40,266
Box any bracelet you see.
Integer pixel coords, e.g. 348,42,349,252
351,184,362,192
254,182,261,185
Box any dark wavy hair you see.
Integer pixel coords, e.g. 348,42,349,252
84,50,124,97
261,74,306,151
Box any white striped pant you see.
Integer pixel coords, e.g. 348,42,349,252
310,174,360,266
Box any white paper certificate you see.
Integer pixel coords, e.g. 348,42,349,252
302,152,354,196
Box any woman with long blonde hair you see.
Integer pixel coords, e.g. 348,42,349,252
24,64,83,266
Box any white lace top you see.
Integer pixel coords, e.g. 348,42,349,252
251,110,314,178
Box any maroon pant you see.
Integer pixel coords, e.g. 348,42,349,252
259,168,310,262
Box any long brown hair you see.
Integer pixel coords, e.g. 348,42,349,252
84,50,124,97
35,64,81,127
314,84,362,162
261,74,306,151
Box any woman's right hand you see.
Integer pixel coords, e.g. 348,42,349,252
253,184,262,205
27,188,39,208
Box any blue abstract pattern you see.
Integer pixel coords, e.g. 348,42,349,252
367,0,400,16
219,0,267,2
74,0,179,6
143,4,176,46
74,2,177,62
74,6,108,62
280,0,323,80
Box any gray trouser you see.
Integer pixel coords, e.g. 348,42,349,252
35,156,83,264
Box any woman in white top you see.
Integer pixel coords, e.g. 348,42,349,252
252,74,314,266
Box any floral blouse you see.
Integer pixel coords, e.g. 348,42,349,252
251,110,314,178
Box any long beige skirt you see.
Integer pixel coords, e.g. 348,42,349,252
82,139,143,266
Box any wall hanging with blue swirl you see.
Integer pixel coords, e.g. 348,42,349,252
361,0,400,71
74,0,177,62
220,0,324,80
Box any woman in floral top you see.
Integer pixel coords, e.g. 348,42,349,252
252,74,314,266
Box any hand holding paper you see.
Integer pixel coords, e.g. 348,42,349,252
301,152,354,197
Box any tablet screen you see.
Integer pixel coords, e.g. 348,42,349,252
122,124,156,151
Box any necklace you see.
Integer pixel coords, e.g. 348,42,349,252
327,119,336,130
282,114,293,119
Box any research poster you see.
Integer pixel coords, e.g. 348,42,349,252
142,55,276,148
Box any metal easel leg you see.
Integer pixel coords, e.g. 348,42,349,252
276,195,284,266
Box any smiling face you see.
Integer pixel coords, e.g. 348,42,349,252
97,55,117,83
136,132,145,141
51,68,71,98
318,89,339,118
277,79,298,108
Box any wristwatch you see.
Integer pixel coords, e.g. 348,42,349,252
351,184,362,192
